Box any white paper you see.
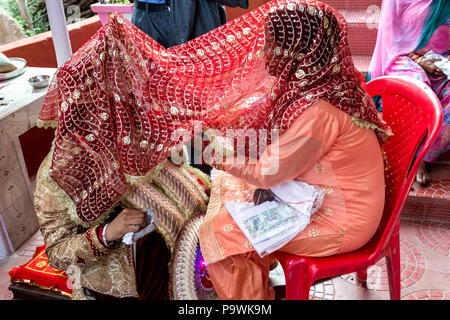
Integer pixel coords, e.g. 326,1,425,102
224,180,325,257
122,232,134,245
270,180,319,215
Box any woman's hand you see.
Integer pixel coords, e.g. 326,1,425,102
105,208,146,242
418,57,445,77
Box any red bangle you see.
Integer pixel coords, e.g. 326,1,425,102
87,227,105,258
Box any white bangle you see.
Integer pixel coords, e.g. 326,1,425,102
102,223,110,247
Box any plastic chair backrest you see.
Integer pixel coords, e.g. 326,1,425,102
365,75,442,255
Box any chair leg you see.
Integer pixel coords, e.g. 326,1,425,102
386,229,401,300
357,269,368,288
284,263,314,300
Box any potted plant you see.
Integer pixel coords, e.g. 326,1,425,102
91,0,134,25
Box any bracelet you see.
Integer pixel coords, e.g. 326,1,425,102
101,223,111,247
416,56,424,64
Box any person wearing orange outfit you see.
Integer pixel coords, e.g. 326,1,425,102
198,2,389,300
37,0,390,300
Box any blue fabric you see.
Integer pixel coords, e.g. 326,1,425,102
369,0,450,109
131,0,249,48
136,0,166,3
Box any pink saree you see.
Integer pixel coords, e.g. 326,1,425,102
369,0,449,163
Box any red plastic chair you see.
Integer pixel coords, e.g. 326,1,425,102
274,75,443,300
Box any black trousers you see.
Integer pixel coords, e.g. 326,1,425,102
131,3,172,48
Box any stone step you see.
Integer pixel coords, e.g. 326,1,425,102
347,21,378,56
402,160,450,221
343,9,379,56
403,183,450,221
229,3,380,57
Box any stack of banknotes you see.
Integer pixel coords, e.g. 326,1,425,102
225,180,325,257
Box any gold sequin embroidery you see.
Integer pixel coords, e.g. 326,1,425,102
314,163,323,173
295,69,306,79
85,134,95,142
223,224,234,232
333,64,341,73
307,6,317,16
308,228,320,237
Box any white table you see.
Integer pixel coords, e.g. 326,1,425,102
0,66,57,254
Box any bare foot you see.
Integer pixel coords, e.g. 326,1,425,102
416,161,431,186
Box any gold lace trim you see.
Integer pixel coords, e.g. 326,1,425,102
151,178,189,220
37,119,58,129
180,164,210,204
124,159,168,185
182,164,211,189
351,117,393,137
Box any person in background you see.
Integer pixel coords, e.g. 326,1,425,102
131,0,249,175
368,0,450,186
131,0,249,48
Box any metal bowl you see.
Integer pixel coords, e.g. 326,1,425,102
28,75,51,89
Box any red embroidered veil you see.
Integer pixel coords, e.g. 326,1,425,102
38,0,391,226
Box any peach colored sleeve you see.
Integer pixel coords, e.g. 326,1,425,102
224,103,340,188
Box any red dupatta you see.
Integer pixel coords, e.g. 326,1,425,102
38,0,391,226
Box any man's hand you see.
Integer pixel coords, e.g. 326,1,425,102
418,57,445,77
105,208,146,242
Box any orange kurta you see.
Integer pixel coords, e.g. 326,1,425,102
198,100,385,299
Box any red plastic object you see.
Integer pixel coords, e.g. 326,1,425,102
274,75,443,300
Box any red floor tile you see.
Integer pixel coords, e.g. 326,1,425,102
403,290,450,300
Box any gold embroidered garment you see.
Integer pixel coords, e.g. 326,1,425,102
34,152,209,299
